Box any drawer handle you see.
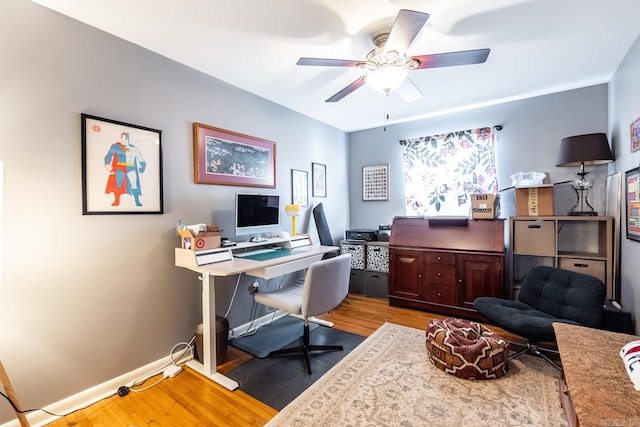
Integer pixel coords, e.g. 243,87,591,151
437,292,442,297
437,272,442,277
527,224,541,229
371,275,380,278
574,263,589,268
346,247,356,251
373,248,381,252
437,256,441,260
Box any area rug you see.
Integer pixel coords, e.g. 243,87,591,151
266,322,567,427
227,326,365,410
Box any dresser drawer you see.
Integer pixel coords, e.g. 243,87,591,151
425,284,457,305
559,258,606,283
424,252,456,265
424,264,456,285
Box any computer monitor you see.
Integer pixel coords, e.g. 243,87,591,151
235,193,280,236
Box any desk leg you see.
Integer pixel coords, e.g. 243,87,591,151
186,272,239,391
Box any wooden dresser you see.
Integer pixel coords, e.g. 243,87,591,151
554,323,640,427
388,217,505,319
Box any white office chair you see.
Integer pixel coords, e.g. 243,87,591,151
253,253,352,374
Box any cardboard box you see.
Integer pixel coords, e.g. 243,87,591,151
471,194,500,219
515,185,554,216
177,226,222,250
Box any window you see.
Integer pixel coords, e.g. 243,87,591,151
400,127,498,216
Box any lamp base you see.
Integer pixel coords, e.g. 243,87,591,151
568,211,598,216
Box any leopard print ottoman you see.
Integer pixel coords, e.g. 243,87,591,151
426,318,509,380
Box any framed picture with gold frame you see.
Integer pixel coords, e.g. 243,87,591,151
193,123,276,188
631,116,640,152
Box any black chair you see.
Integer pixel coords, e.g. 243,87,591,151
313,203,339,259
474,266,606,369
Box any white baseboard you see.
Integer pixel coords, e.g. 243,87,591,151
1,354,191,427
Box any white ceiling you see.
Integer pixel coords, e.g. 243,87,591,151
31,0,640,132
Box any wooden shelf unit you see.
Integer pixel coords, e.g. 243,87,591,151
509,216,613,300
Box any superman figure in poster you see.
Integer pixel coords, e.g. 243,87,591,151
104,131,146,206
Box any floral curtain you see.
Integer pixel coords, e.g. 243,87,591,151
400,127,498,216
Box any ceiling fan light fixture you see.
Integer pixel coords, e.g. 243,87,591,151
367,66,408,94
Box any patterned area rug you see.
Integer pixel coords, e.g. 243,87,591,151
266,322,567,427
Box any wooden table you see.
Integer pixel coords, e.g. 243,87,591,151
553,323,640,426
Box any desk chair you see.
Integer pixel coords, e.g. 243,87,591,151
474,266,606,370
253,253,351,374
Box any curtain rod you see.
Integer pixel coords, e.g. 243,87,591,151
399,125,504,145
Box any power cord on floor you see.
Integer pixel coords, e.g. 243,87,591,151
0,336,198,420
120,336,195,396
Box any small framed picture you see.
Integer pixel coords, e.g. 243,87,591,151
362,164,389,201
312,162,326,198
631,116,640,152
81,114,163,215
291,169,308,206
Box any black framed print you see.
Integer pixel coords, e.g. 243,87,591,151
81,114,163,214
626,167,640,241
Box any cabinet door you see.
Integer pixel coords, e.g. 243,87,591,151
389,249,422,299
457,254,503,310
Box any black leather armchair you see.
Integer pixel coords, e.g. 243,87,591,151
474,266,606,369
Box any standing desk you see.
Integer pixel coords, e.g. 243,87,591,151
175,237,339,390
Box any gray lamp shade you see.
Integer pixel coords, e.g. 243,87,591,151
556,133,614,166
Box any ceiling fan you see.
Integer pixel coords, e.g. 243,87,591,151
297,9,490,103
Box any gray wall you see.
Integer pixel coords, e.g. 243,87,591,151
0,0,349,423
348,85,610,229
2,0,639,423
610,32,640,332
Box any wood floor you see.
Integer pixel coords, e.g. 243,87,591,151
45,295,524,426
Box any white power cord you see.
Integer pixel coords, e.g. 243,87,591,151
119,336,195,395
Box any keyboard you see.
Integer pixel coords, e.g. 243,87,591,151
235,248,277,257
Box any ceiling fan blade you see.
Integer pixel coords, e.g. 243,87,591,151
397,76,423,103
297,57,364,67
384,9,430,54
409,48,490,69
325,76,368,102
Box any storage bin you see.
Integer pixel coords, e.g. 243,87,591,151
559,258,606,283
513,220,556,255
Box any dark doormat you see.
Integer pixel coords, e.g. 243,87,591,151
226,327,365,410
229,316,319,358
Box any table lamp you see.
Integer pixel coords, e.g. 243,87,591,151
556,133,614,216
285,203,301,236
